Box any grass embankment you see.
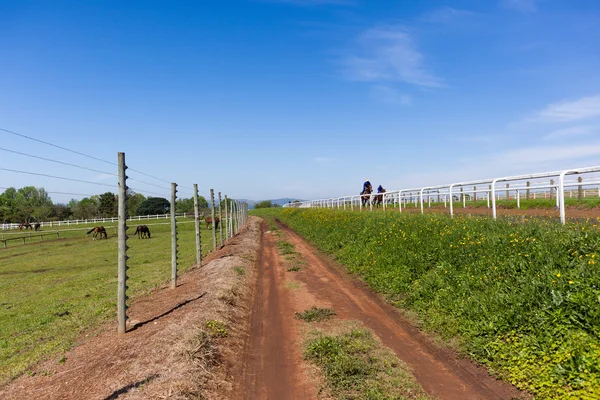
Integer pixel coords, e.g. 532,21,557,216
0,218,217,384
254,208,600,398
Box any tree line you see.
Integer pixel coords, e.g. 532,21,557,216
0,186,210,223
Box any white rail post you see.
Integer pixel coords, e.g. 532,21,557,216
491,179,499,219
449,184,455,217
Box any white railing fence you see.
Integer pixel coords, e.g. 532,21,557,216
283,165,600,224
1,212,198,231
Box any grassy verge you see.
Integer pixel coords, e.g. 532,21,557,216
0,218,216,384
295,307,336,322
304,325,430,399
270,208,600,399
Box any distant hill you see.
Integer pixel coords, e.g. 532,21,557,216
238,198,304,209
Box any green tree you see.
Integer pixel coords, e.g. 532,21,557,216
0,187,18,222
126,191,146,217
255,200,274,209
137,197,170,215
98,192,117,217
14,187,53,222
70,197,100,219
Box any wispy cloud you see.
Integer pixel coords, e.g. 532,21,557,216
544,125,596,140
500,0,539,13
531,95,600,123
342,26,443,88
369,85,411,105
420,7,476,24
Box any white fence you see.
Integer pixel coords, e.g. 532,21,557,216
284,165,600,224
1,212,196,231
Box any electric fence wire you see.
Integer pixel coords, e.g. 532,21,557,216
1,127,198,195
0,186,96,197
0,167,117,188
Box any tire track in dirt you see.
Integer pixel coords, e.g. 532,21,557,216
277,220,524,400
240,222,315,400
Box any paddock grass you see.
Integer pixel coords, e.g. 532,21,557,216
0,218,218,384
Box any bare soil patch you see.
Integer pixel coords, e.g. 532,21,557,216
0,217,262,400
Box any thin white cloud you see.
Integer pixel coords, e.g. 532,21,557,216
500,0,539,13
544,125,596,140
369,85,411,105
531,95,600,123
342,26,443,88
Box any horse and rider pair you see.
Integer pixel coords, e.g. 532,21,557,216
361,179,386,207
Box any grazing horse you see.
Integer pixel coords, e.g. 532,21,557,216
136,225,151,239
18,222,32,231
373,189,387,207
361,185,373,207
34,223,41,231
86,226,108,240
205,216,220,230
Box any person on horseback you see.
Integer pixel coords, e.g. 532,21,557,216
362,179,372,195
377,184,385,193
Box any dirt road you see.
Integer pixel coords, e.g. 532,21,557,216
239,220,524,400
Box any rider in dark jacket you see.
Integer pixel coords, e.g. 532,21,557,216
362,180,372,194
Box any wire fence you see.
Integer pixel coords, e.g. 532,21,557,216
0,128,250,336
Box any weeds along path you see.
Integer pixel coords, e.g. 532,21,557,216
276,219,524,400
239,221,316,400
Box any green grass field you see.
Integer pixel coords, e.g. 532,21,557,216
0,218,220,384
252,208,600,399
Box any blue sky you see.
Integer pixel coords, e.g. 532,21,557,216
1,0,600,203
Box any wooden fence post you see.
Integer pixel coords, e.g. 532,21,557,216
171,183,178,289
578,176,583,201
193,184,202,266
117,152,129,335
218,192,223,245
210,189,216,249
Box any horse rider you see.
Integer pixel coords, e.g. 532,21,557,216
362,179,372,194
377,185,385,193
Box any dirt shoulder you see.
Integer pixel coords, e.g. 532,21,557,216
0,216,262,400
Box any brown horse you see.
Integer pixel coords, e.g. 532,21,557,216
86,226,107,240
34,223,41,231
373,189,386,207
18,222,32,231
205,216,220,230
135,225,151,239
361,185,373,207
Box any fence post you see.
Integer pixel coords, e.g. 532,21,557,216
473,186,477,204
224,195,229,240
210,189,216,250
506,183,509,201
171,183,178,289
550,179,555,199
578,176,583,201
193,184,202,266
218,192,223,245
117,152,129,335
